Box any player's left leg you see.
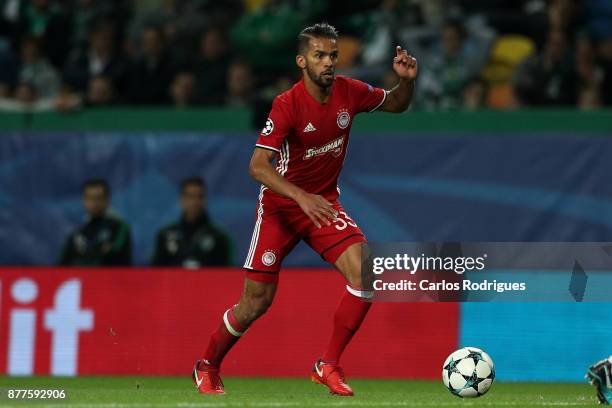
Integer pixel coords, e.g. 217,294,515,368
310,243,372,396
324,242,372,362
304,204,371,396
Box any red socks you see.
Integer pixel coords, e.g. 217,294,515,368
202,307,247,368
203,286,371,369
322,286,372,364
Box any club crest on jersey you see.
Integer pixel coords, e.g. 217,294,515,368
261,118,274,136
337,109,350,129
262,250,276,266
303,136,345,160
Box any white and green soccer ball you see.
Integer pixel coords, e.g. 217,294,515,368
442,347,495,398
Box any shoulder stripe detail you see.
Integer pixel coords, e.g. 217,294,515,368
280,140,289,176
255,144,280,153
369,89,388,113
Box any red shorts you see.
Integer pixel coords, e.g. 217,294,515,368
243,198,366,284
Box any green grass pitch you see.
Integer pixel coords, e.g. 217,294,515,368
0,376,601,407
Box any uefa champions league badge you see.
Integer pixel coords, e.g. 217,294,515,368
262,250,276,266
261,118,274,136
336,109,350,129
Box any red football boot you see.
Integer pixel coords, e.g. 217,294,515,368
310,359,354,396
192,360,225,395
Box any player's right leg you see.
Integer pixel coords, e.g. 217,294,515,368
193,278,277,394
193,197,299,394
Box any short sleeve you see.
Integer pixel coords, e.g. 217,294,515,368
347,77,387,113
255,96,292,153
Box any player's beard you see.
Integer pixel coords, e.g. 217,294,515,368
306,64,335,89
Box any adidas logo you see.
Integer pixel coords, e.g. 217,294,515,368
303,122,316,133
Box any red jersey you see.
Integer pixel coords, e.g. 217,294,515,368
255,75,387,208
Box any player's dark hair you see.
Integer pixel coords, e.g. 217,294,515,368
180,177,206,195
298,22,339,54
82,178,110,197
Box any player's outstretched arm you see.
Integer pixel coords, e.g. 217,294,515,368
249,148,338,228
379,46,418,113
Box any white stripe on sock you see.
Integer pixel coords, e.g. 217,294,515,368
223,309,244,337
346,285,373,299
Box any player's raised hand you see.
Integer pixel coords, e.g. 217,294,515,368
392,46,418,80
295,191,338,229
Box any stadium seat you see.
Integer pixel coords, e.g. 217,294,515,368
482,35,536,83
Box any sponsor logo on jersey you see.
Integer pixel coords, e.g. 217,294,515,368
262,250,276,266
303,136,345,160
261,118,274,136
337,109,350,129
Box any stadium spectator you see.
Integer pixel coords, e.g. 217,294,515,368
225,60,254,107
339,0,420,85
152,177,232,267
416,19,492,109
575,34,604,104
547,0,582,35
455,0,538,36
170,71,196,108
86,74,116,106
127,0,206,67
68,0,124,53
14,80,36,104
18,36,60,99
194,26,231,105
0,81,54,111
52,74,117,112
17,0,71,67
578,84,602,110
231,0,303,80
126,25,175,104
463,76,488,110
412,0,459,27
59,179,132,266
63,21,127,94
514,29,578,106
1,0,609,109
598,35,612,106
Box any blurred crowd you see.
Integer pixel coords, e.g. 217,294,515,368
0,0,611,113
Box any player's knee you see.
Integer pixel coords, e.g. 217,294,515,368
243,292,273,323
252,295,273,316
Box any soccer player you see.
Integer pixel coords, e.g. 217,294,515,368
193,22,417,396
587,356,612,404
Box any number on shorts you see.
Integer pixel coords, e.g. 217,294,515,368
333,211,357,230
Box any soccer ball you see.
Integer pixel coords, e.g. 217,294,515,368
442,347,495,398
